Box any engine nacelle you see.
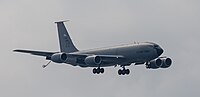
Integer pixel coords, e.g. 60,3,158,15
85,55,102,65
146,58,162,69
51,53,67,63
160,57,172,68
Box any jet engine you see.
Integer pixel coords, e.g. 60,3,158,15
160,57,172,68
50,53,67,63
85,55,102,65
146,58,162,69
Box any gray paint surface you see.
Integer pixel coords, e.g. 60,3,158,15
1,0,200,97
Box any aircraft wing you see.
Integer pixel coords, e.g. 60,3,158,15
14,49,124,58
13,49,125,63
13,49,57,57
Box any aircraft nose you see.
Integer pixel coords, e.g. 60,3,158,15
156,47,163,56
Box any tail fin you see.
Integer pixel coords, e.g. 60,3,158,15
55,21,78,53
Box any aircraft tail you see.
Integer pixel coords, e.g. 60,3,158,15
55,21,79,53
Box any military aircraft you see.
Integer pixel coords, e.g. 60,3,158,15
13,21,172,75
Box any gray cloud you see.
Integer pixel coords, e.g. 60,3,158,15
1,0,200,97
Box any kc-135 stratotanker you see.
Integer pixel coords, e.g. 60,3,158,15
14,21,172,75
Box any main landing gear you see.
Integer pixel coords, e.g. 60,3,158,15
93,67,104,74
118,66,130,75
92,65,130,75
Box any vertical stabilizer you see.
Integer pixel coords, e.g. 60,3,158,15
55,21,78,53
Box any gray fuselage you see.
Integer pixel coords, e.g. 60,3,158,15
69,42,162,67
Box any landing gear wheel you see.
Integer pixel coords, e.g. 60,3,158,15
125,69,130,75
118,69,122,75
100,68,104,73
93,68,97,74
122,69,126,75
96,68,100,74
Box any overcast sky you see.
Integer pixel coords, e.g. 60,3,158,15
1,0,200,97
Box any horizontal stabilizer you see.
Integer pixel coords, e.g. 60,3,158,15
55,20,70,23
